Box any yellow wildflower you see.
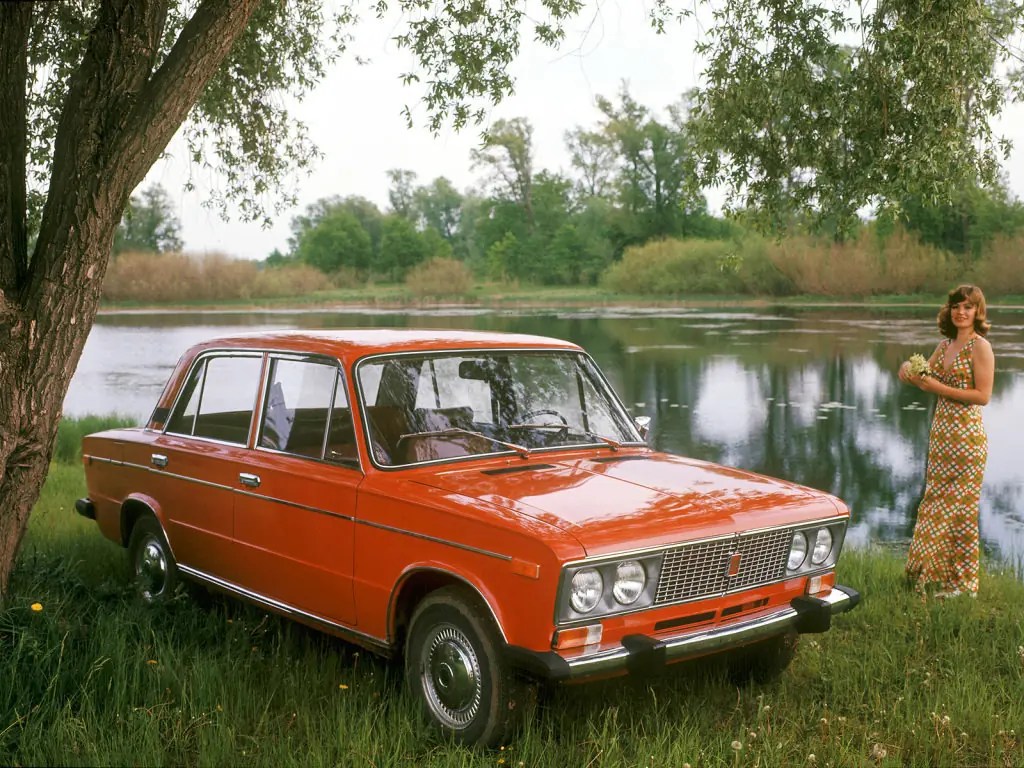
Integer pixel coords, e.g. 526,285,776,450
30,603,43,612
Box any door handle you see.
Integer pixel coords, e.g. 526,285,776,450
239,473,261,488
151,454,168,468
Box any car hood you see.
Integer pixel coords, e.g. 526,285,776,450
412,451,844,556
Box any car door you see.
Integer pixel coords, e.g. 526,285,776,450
148,352,263,584
230,355,360,625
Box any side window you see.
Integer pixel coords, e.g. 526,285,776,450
259,359,356,464
192,356,262,444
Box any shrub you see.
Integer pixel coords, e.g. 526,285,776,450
405,257,474,299
103,252,331,303
971,234,1024,296
600,238,749,295
766,228,956,296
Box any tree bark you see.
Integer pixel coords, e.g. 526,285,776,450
0,0,262,598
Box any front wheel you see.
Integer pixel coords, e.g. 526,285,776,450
128,515,179,603
405,587,532,747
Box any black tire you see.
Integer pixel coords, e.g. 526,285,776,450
127,515,179,603
726,631,799,685
405,586,532,747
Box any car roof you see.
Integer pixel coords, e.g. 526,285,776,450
185,329,583,359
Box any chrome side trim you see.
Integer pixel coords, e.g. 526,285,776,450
84,455,509,559
85,455,355,521
359,519,512,562
560,586,857,679
178,565,391,654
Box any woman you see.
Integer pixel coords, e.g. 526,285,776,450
898,284,995,598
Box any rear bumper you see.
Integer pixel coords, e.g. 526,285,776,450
507,584,860,682
75,497,96,520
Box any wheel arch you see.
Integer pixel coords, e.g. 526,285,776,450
388,567,508,652
119,495,165,547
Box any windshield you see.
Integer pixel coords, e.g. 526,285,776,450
355,350,643,467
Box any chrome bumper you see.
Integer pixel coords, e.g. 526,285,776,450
507,585,860,682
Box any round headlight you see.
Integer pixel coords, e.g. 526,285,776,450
811,528,833,565
569,568,604,613
612,560,646,605
787,531,808,570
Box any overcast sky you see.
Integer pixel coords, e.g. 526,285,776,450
141,5,1024,262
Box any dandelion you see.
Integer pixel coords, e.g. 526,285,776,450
30,603,43,612
870,743,887,762
338,684,349,690
146,659,158,665
808,754,817,764
731,740,742,751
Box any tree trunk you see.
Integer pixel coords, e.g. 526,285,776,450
0,0,262,599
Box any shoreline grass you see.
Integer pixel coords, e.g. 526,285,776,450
96,284,1024,314
3,424,1023,766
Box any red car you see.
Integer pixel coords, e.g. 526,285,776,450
77,329,859,745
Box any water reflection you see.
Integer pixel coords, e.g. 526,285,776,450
66,306,1024,569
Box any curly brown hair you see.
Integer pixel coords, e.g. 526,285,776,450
937,284,990,339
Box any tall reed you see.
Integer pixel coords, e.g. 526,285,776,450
103,252,331,304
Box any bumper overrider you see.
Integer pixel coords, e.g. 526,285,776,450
507,585,860,682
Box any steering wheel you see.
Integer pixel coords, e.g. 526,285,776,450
516,409,569,439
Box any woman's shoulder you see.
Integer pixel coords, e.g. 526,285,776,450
973,335,993,352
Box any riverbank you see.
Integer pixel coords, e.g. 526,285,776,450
5,428,1023,767
97,284,1024,314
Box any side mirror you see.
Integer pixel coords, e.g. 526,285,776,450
634,415,651,440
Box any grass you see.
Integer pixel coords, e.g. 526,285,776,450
3,420,1023,766
98,281,1024,313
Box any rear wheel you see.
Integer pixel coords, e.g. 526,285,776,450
405,587,533,747
128,515,179,603
727,631,799,685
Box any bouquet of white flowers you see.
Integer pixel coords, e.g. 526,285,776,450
907,353,931,377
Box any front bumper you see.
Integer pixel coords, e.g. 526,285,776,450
507,584,860,682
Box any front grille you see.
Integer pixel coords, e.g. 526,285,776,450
654,529,792,605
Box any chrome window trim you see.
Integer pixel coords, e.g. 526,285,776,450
352,347,645,472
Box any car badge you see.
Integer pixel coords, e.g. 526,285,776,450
727,552,742,577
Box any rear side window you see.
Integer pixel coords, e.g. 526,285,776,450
166,355,262,444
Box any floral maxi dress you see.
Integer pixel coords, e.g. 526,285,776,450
905,337,988,595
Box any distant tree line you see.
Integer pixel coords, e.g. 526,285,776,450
118,85,1024,287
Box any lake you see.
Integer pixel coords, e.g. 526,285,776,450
65,305,1024,568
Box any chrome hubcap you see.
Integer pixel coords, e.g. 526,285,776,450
421,624,482,727
137,538,167,600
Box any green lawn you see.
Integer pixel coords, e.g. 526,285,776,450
3,457,1023,766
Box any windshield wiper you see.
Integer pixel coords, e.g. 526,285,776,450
398,427,531,459
570,429,621,451
511,422,622,451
